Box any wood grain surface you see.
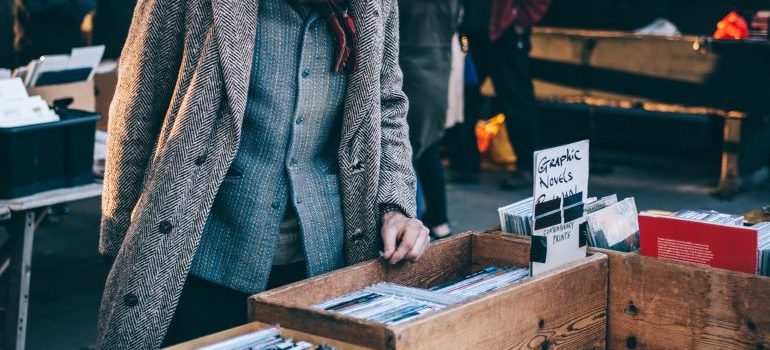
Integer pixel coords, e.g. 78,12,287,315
250,233,609,349
596,248,770,350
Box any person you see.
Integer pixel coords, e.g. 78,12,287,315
13,0,95,65
399,0,460,238
462,0,550,189
97,0,429,348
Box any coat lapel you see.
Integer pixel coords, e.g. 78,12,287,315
340,0,379,146
211,0,259,123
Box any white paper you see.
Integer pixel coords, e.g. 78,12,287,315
0,96,59,128
70,45,106,80
0,69,11,79
530,140,590,276
0,78,29,101
30,55,70,86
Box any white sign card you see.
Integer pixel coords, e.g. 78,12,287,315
530,140,589,276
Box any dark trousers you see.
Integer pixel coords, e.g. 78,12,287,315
446,78,484,177
161,261,307,347
415,142,449,227
468,28,541,171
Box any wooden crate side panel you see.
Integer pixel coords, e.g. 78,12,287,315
605,251,770,350
164,322,370,350
256,233,473,306
391,254,609,350
248,299,389,349
386,232,472,288
472,233,531,268
258,261,386,306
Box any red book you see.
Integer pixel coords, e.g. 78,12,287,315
639,213,758,274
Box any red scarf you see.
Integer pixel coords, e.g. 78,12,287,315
288,0,359,73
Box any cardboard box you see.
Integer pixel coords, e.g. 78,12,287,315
28,80,96,112
94,63,118,131
249,232,608,350
164,322,365,350
595,248,770,350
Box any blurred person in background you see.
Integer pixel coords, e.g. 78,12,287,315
91,0,136,59
462,0,550,190
13,0,94,65
399,0,461,238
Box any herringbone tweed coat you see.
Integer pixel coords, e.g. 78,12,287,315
97,0,415,348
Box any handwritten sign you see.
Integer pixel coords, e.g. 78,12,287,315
530,140,589,276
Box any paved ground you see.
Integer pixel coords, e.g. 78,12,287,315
2,166,769,349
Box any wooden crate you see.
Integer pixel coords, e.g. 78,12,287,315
594,248,770,350
164,322,366,350
249,232,608,350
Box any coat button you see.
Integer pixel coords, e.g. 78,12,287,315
158,220,173,235
352,228,364,241
194,155,207,166
351,161,364,172
123,293,138,307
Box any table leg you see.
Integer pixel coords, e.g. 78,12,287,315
3,211,35,350
715,115,743,199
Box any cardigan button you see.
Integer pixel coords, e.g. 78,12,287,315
158,220,173,235
123,293,138,307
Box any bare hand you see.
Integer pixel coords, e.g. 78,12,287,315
381,211,430,265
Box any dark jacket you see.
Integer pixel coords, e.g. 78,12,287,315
398,0,460,158
463,0,550,41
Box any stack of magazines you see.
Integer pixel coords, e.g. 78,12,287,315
755,222,770,277
429,266,529,299
498,197,534,235
313,266,531,325
585,196,640,252
673,210,745,226
498,194,641,253
313,283,459,325
198,326,334,350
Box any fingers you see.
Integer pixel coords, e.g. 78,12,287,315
390,219,430,264
389,220,424,265
381,219,399,260
405,226,431,262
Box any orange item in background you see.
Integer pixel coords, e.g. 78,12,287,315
714,11,749,39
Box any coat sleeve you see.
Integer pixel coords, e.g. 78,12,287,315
376,0,418,218
99,0,185,258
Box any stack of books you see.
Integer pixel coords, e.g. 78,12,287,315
498,197,533,235
430,266,530,299
640,210,770,276
672,210,744,226
198,326,326,350
585,196,640,252
313,266,530,325
313,283,458,325
499,194,640,253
